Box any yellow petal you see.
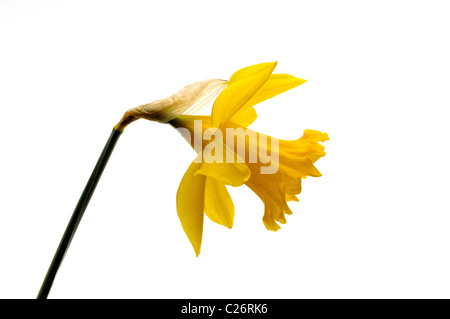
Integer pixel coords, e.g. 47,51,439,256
228,106,258,128
204,177,234,228
250,74,307,106
176,160,206,257
245,167,288,232
299,129,330,143
286,194,300,202
229,62,279,84
231,74,307,127
195,143,251,187
211,62,277,128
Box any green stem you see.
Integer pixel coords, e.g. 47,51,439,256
37,128,122,299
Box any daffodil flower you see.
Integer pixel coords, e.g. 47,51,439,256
39,61,328,298
168,62,329,256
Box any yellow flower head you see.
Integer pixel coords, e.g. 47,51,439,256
116,62,328,256
167,62,329,256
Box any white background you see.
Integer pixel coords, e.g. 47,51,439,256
1,0,449,299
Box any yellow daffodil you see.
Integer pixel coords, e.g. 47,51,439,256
38,61,328,299
169,62,329,256
111,62,328,256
